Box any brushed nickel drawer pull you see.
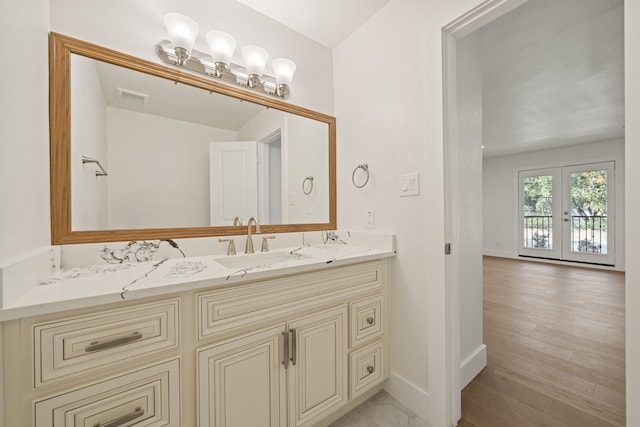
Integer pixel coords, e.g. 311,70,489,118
290,329,297,366
366,317,375,325
367,365,375,374
282,331,289,369
85,331,142,353
93,406,144,427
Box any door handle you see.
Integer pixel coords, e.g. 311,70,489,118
93,406,144,427
85,331,142,353
282,331,289,369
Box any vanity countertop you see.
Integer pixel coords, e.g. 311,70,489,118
0,244,394,321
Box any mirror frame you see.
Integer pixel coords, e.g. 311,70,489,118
50,33,336,244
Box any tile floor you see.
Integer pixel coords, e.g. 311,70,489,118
329,391,429,427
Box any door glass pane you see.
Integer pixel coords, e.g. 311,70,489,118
522,175,553,250
570,170,608,254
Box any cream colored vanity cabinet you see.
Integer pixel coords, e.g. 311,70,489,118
2,259,388,427
195,260,388,427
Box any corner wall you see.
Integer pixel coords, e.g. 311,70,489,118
456,32,486,389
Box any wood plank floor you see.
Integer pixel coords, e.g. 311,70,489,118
460,256,625,427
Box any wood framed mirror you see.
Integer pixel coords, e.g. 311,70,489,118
50,33,336,244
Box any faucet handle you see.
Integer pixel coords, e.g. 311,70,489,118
219,238,236,255
261,236,276,252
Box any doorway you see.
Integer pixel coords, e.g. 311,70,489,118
518,161,615,265
442,0,625,425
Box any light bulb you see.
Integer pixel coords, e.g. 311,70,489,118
242,45,268,77
206,31,236,66
272,58,296,86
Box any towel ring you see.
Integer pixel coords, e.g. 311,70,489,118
302,176,314,195
352,164,369,188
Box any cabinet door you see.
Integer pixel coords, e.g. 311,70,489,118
287,306,348,427
198,324,287,427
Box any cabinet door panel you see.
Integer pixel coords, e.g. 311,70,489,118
288,306,347,427
198,325,286,427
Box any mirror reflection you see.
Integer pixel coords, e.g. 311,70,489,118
70,54,330,231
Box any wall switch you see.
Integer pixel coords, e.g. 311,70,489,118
399,172,420,197
365,208,375,229
288,192,297,206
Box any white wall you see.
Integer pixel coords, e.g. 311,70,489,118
0,0,50,261
456,32,486,388
0,1,50,423
71,55,108,230
106,107,236,229
483,139,625,270
333,0,489,423
625,1,640,424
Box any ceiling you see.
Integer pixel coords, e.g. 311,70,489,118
234,0,391,48
479,0,624,158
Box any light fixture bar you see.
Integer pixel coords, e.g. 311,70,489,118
157,40,286,98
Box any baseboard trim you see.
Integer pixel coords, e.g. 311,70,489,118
460,344,487,389
482,248,515,258
383,371,429,421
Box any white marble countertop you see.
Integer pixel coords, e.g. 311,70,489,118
0,243,394,321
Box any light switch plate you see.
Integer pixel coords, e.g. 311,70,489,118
399,172,420,197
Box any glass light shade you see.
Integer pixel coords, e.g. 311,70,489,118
272,58,297,85
164,13,199,52
241,45,269,76
206,31,236,65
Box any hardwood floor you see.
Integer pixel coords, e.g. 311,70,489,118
460,256,625,427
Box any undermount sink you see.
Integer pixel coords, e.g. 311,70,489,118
212,251,302,270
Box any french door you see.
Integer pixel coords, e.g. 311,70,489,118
518,161,615,265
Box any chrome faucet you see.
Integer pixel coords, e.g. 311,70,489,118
245,217,261,253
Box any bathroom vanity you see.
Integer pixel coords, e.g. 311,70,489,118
1,243,393,426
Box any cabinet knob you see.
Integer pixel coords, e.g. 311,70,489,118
367,365,375,374
366,317,375,325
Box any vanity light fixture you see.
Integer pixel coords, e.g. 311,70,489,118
159,13,296,99
163,13,199,66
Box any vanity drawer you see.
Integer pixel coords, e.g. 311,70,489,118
198,261,382,340
34,358,180,427
350,295,383,347
349,340,385,399
34,299,180,387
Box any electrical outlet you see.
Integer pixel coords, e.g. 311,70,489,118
365,209,375,229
